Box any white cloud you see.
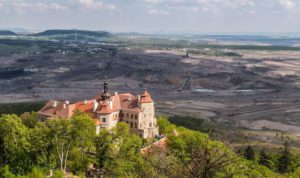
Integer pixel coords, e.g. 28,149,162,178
12,2,68,13
78,0,116,10
144,0,161,4
148,9,170,15
197,0,256,8
278,0,295,10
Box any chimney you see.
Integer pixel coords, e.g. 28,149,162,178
115,91,118,96
128,96,131,101
84,100,88,104
109,101,113,109
63,104,66,109
93,101,99,112
52,101,57,108
137,95,141,101
65,101,70,105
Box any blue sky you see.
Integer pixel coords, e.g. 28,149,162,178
0,0,299,33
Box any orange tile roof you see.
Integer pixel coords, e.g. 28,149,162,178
38,100,75,118
140,90,153,103
76,102,93,113
38,90,154,125
74,101,101,125
141,137,168,155
119,94,142,112
98,101,114,114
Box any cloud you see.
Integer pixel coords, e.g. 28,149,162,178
197,0,256,9
278,0,295,10
143,0,257,14
12,2,68,13
148,9,170,15
78,0,117,10
144,0,161,4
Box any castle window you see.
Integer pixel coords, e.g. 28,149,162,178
102,118,106,123
135,115,138,120
149,123,152,127
126,113,129,118
130,122,133,128
131,115,133,119
135,123,137,128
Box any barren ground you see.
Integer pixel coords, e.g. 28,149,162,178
1,42,300,149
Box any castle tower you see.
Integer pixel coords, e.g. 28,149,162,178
100,80,111,101
137,90,159,138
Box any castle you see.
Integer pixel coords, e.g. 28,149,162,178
38,81,159,138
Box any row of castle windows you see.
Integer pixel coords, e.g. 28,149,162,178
126,121,155,128
126,113,138,120
126,121,138,128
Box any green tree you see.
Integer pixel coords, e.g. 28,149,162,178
0,114,31,174
277,141,293,174
148,125,241,178
0,165,17,178
24,167,46,178
19,112,40,128
46,112,96,174
157,116,176,135
244,145,255,161
68,111,96,175
28,123,55,169
95,123,144,177
258,150,274,170
46,118,73,173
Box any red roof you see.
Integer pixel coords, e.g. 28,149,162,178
98,101,114,114
38,100,75,118
140,90,153,103
75,101,101,125
38,91,155,125
119,93,142,112
141,137,168,155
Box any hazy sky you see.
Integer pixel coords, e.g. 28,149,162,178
0,0,299,33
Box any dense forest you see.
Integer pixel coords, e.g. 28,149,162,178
0,111,300,177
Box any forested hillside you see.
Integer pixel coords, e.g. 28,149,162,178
0,31,17,36
0,112,300,177
35,30,109,37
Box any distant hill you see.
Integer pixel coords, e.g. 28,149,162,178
34,30,110,38
0,31,18,36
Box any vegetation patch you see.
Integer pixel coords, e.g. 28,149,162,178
0,102,45,116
